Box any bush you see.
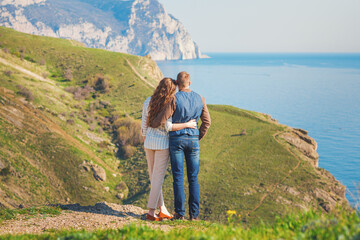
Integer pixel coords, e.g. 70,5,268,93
88,73,110,93
64,69,73,81
4,70,12,77
0,166,11,176
64,86,77,94
66,119,75,125
39,59,46,66
113,117,142,146
121,145,136,159
16,85,34,101
2,47,9,53
98,141,111,149
13,51,21,58
74,86,94,101
65,86,94,101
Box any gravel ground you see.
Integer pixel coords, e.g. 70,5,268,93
0,202,172,235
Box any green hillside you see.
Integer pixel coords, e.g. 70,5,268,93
0,27,349,225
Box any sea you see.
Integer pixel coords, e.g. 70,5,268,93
157,53,360,205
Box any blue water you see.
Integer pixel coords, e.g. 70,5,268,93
157,53,360,205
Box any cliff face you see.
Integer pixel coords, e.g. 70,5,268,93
0,0,203,60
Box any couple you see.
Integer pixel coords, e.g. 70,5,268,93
140,71,211,221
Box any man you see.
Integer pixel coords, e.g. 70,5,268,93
154,71,211,220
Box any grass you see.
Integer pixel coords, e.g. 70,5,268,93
0,207,358,239
123,105,348,224
0,26,157,116
0,206,61,222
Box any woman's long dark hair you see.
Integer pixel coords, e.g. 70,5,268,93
147,78,177,127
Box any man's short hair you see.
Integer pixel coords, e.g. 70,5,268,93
177,71,190,88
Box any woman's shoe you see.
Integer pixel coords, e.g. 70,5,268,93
159,211,173,220
146,214,162,221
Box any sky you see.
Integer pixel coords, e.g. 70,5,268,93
158,0,360,53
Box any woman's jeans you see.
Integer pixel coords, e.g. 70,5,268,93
169,135,200,218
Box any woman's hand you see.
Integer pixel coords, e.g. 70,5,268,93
186,119,197,129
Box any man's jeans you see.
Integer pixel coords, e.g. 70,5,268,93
169,135,200,218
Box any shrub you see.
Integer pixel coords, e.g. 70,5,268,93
2,48,9,53
39,59,46,66
64,86,77,94
65,86,94,101
121,145,136,159
99,117,111,129
66,119,75,125
114,117,142,147
4,70,12,77
99,141,111,149
64,69,73,81
74,86,94,101
16,85,34,101
0,166,11,176
13,51,21,58
88,73,110,93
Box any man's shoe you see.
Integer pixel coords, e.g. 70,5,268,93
159,211,173,220
190,216,200,221
146,214,162,221
171,212,185,221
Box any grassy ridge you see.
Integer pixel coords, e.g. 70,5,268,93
123,105,348,224
0,26,158,116
0,26,160,207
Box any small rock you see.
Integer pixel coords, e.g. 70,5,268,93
92,165,106,181
0,160,5,170
112,173,117,177
116,193,124,199
104,187,110,192
66,197,70,202
19,204,24,209
115,182,127,191
240,129,247,136
80,161,91,172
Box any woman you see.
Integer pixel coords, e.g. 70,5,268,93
141,77,196,221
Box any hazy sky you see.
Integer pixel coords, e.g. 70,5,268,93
158,0,360,53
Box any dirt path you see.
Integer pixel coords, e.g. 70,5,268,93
125,58,155,89
245,131,302,217
0,57,54,85
0,202,171,235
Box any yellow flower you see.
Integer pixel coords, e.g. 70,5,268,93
238,214,241,218
226,210,236,215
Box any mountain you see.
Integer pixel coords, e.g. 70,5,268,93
0,27,349,225
0,0,204,60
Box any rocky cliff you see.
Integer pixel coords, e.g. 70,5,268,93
0,0,204,60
